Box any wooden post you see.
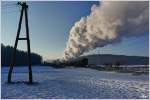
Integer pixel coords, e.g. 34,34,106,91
24,3,33,83
7,2,33,84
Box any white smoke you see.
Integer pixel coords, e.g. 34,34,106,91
63,1,149,60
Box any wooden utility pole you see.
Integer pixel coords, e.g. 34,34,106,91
7,2,33,84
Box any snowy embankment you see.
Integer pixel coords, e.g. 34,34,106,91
1,66,149,99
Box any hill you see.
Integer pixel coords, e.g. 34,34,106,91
82,54,149,65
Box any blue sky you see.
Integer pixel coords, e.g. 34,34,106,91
1,1,149,60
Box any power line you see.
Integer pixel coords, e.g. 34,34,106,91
2,3,17,6
1,3,18,9
1,3,21,14
2,10,19,15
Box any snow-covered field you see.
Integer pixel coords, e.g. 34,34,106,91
1,66,149,99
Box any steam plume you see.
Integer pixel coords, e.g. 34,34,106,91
63,1,149,60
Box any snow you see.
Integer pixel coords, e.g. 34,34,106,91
1,66,149,99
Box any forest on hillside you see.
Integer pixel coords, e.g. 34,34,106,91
1,44,43,66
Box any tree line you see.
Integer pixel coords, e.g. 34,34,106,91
41,58,88,68
1,43,88,67
1,44,43,66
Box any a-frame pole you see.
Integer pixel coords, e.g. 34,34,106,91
7,2,33,84
7,5,24,83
